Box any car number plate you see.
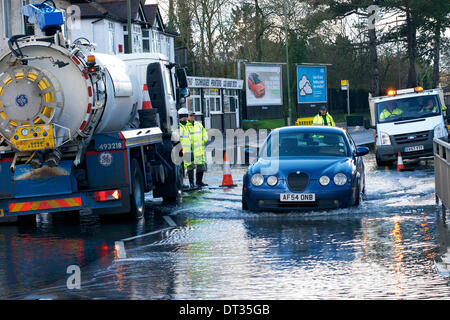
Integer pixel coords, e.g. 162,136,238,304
280,193,315,202
404,145,424,152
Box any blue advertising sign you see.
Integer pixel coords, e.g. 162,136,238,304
297,65,327,104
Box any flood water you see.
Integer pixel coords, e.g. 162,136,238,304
0,152,449,299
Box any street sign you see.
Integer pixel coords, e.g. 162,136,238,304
297,65,327,104
341,80,350,114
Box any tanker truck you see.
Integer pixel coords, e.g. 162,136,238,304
0,2,186,222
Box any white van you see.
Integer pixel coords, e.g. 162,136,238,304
368,87,449,166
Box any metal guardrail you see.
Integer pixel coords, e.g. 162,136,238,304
434,137,450,219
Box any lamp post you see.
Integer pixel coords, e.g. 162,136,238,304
235,58,248,80
127,0,132,53
234,59,247,128
396,15,406,89
283,0,291,126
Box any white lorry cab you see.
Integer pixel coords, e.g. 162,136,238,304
368,87,449,166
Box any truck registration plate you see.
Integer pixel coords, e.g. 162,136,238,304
404,145,424,152
280,193,315,202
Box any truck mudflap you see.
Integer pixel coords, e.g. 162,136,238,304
0,186,129,217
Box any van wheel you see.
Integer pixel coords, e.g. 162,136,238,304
375,151,393,167
130,159,145,220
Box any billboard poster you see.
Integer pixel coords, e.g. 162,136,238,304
245,64,282,106
297,65,327,104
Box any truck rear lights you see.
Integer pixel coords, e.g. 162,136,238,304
94,190,121,202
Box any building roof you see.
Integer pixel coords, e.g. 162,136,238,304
76,0,170,32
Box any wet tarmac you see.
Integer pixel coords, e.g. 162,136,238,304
0,152,449,299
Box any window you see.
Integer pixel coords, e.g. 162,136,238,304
21,0,34,36
187,88,202,113
223,89,238,113
108,22,115,54
205,89,221,113
164,67,175,103
152,29,161,53
375,95,441,124
260,132,350,158
124,24,142,53
132,25,142,53
123,25,129,53
142,29,150,52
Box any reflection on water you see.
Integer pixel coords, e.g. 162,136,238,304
0,155,449,299
0,212,168,299
50,209,449,300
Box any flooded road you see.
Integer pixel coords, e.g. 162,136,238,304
0,152,449,299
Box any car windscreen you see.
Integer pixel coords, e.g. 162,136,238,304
376,94,441,124
259,131,350,158
251,73,261,84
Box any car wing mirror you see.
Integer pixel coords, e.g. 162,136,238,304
355,146,369,157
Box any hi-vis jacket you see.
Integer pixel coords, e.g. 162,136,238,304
379,108,403,120
189,121,208,165
312,113,335,126
420,105,447,113
179,122,193,169
179,121,208,169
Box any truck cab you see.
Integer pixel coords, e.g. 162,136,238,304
369,87,449,166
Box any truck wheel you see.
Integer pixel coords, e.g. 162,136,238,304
162,164,183,204
17,214,36,225
130,159,145,220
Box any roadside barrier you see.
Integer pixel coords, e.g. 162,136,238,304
434,137,450,222
295,117,314,126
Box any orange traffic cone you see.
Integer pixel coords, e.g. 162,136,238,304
397,152,404,171
220,151,237,187
142,84,152,109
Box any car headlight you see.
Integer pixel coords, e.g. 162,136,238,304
251,173,264,186
379,131,391,145
267,175,278,186
333,173,347,186
319,175,330,186
434,123,448,139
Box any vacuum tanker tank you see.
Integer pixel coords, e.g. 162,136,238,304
0,38,139,166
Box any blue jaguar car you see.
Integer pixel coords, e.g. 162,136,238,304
242,126,369,212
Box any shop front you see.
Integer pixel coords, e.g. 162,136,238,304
186,77,243,131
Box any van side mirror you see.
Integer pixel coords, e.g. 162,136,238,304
176,67,188,89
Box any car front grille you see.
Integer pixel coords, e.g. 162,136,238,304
393,130,430,145
287,172,309,191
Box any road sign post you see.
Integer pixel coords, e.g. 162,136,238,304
341,80,350,115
